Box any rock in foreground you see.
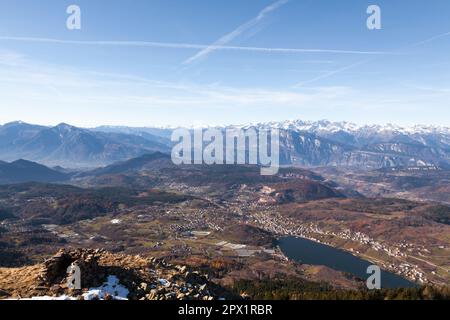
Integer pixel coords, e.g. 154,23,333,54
0,248,235,300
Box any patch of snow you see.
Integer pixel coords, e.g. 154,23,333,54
10,295,76,301
83,275,129,300
8,276,129,301
239,119,450,136
158,279,171,287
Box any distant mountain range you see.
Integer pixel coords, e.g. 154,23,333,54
237,120,450,169
0,159,69,184
1,120,450,169
0,122,171,167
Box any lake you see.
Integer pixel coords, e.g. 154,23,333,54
278,236,416,289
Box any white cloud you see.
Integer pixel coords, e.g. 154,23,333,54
0,49,27,66
0,43,448,127
0,51,354,116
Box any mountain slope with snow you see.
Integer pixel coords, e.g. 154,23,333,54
1,120,449,169
231,120,450,169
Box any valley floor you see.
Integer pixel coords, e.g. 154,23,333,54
0,165,449,299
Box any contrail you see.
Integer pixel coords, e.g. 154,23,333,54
294,60,372,87
410,31,450,47
294,30,450,86
183,0,290,64
0,36,395,55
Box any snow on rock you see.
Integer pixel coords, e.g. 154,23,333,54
11,295,76,301
158,279,171,287
13,276,130,301
83,275,129,300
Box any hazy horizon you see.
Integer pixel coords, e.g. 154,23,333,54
2,117,450,129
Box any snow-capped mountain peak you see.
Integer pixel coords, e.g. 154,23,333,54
248,119,450,136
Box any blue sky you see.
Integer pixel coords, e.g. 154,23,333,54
0,0,449,127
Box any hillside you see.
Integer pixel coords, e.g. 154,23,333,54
0,159,69,184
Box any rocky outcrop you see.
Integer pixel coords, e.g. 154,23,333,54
1,248,236,300
37,248,105,290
